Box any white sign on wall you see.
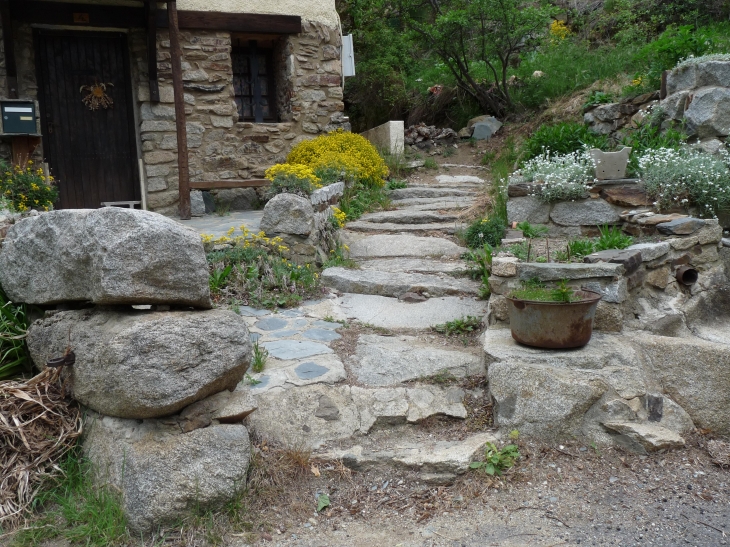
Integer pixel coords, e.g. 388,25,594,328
342,33,355,77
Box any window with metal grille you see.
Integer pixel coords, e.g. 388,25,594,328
232,42,276,123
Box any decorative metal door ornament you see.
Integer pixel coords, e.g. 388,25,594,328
80,81,114,111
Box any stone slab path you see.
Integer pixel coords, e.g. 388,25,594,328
236,162,495,483
176,210,263,238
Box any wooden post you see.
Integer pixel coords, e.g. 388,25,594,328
167,0,190,219
145,0,160,102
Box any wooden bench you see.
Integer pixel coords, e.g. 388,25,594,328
189,180,270,190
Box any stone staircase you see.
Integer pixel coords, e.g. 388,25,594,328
238,170,498,484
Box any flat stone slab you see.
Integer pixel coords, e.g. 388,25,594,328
255,317,288,331
389,188,477,200
346,221,463,234
351,334,484,386
627,242,670,262
550,200,621,226
359,209,460,224
319,432,497,476
322,267,479,297
398,201,472,211
336,294,487,330
261,339,333,360
302,328,342,342
517,262,624,281
246,353,346,393
657,217,705,235
246,383,470,449
347,234,465,259
358,258,467,275
388,197,475,207
435,175,484,184
603,422,685,453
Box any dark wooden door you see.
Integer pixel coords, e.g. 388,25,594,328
35,30,140,209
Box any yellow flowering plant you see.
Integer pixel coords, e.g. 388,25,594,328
264,163,323,198
549,20,570,43
330,206,346,228
287,130,388,187
0,160,58,212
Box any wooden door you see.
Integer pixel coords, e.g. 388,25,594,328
35,30,140,209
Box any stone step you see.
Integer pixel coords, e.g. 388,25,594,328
349,334,484,386
388,197,475,207
359,209,461,225
245,382,470,450
358,257,468,276
333,294,488,330
396,201,472,212
435,175,485,185
345,220,464,234
345,234,466,259
390,188,477,200
317,431,497,484
322,267,480,298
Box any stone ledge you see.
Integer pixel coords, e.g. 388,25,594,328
518,262,624,281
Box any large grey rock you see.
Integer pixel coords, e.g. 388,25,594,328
550,200,621,226
471,122,496,141
656,217,705,235
696,61,730,88
0,208,210,307
260,193,314,235
507,196,551,224
347,234,465,259
321,267,479,297
467,115,502,131
213,187,259,211
350,334,484,386
684,86,730,138
603,422,685,453
84,414,250,533
627,242,670,262
666,65,698,95
628,332,730,435
660,90,691,120
27,308,252,419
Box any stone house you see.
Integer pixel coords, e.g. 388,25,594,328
0,0,348,215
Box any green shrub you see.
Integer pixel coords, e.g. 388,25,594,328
523,122,608,162
583,91,614,110
638,147,730,218
463,217,506,249
470,442,520,476
567,239,596,259
339,182,391,221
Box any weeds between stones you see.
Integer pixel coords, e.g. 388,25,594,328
251,341,269,374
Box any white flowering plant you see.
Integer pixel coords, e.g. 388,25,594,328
638,147,730,218
513,149,595,203
675,53,730,70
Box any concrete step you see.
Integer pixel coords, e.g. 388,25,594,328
322,267,480,298
349,334,484,386
346,220,464,234
359,209,461,224
358,257,468,276
390,188,477,200
318,431,497,484
345,234,466,259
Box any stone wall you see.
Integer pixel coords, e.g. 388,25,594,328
487,218,726,334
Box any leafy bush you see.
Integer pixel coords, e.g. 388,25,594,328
0,288,32,380
463,217,506,249
287,130,388,187
523,122,608,161
583,91,614,109
516,150,594,203
638,147,730,218
0,160,58,212
596,225,634,250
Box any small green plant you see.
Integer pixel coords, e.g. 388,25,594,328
423,157,438,170
468,137,477,148
316,493,330,512
595,225,633,251
244,373,262,386
464,243,493,299
470,442,520,476
251,340,268,373
419,369,459,385
551,279,575,303
432,316,482,336
213,196,232,217
568,239,596,258
0,288,32,380
323,243,358,269
463,217,506,248
209,264,232,293
442,146,456,158
339,182,391,221
583,90,613,110
503,241,529,261
516,221,549,239
510,279,577,303
386,180,408,190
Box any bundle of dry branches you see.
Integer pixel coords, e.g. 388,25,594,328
0,367,82,527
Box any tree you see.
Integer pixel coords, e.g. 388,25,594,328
395,0,555,116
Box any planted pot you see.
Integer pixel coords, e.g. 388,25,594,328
506,289,602,349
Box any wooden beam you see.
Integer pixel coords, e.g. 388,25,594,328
168,0,190,220
189,180,270,190
145,1,159,102
9,1,145,28
0,0,17,98
157,11,302,34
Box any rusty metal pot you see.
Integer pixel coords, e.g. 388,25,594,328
506,290,603,349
